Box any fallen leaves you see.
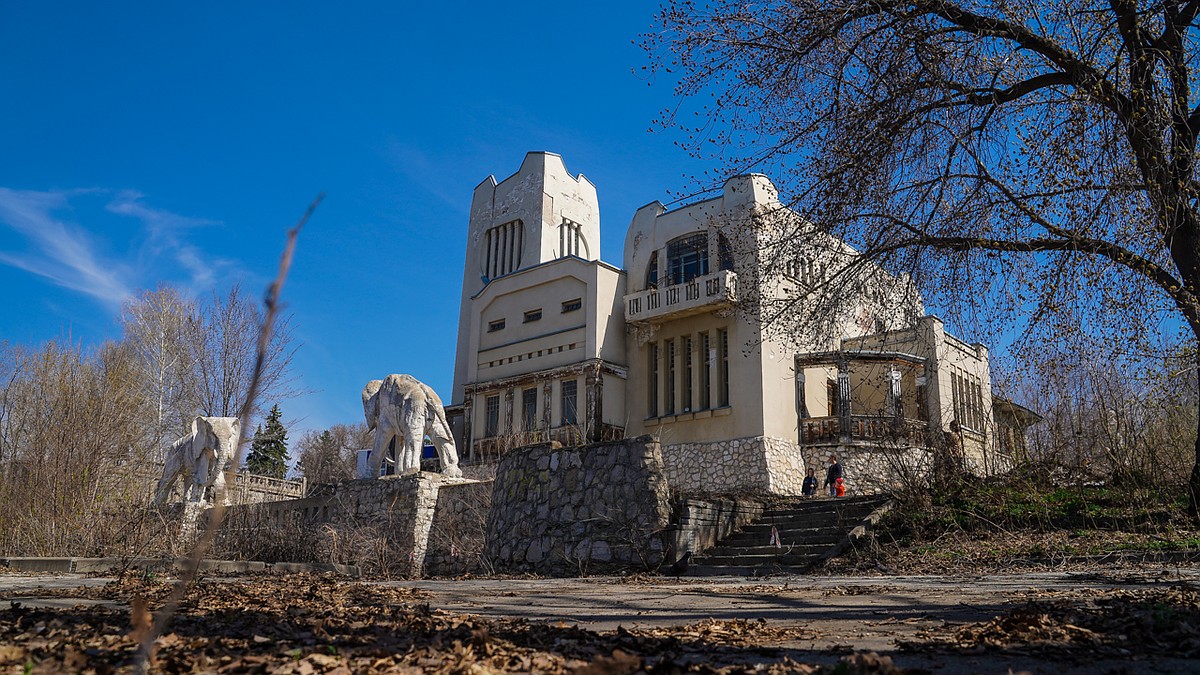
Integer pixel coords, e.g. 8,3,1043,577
901,584,1200,658
0,574,886,673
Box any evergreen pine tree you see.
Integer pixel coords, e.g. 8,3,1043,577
245,404,289,478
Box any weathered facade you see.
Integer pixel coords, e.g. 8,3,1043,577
449,153,1036,495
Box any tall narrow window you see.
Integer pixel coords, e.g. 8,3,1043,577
522,387,538,431
827,379,838,417
717,231,734,271
485,395,500,437
718,329,730,406
645,251,659,288
648,343,659,417
482,220,523,279
700,332,711,409
561,380,578,425
683,335,694,412
665,339,677,415
952,373,962,426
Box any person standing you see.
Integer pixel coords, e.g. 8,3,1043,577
802,467,818,497
824,454,843,497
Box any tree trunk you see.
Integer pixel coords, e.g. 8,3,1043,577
1192,364,1200,519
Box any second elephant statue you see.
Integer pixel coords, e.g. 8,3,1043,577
362,374,462,478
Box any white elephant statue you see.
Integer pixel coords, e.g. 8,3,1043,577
362,374,462,478
154,416,241,507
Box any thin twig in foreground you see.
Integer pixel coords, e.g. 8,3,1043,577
134,193,323,673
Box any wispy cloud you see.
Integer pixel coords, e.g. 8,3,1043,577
0,187,233,309
0,187,133,307
107,190,226,293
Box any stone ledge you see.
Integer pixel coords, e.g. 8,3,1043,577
0,557,361,577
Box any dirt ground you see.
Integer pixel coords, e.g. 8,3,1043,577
1,564,1199,673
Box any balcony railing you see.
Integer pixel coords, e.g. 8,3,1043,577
625,270,737,323
800,415,928,447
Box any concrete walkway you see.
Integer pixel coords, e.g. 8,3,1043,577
3,569,1199,673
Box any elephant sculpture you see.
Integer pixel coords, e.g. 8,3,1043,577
154,416,241,507
362,374,462,478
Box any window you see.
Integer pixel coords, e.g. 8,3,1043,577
645,251,659,288
648,343,659,417
700,332,711,410
485,395,500,437
561,379,578,425
559,218,588,258
827,379,838,417
683,335,694,412
718,329,730,406
717,231,734,272
482,219,523,280
667,233,709,285
522,387,538,431
523,309,542,323
665,339,677,415
488,319,505,332
562,298,582,313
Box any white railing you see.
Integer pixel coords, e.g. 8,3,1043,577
624,270,737,322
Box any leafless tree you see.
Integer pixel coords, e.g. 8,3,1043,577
121,286,195,456
296,422,370,488
647,0,1200,515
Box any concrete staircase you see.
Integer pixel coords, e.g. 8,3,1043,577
687,495,890,576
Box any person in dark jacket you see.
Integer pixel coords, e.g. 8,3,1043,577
824,454,843,496
802,467,818,497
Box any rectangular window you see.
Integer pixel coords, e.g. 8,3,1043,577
485,395,500,437
523,309,542,323
952,373,962,427
561,298,582,313
487,319,505,332
683,335,694,412
665,339,676,415
561,379,578,425
648,343,659,417
522,387,538,431
718,329,730,406
827,379,838,417
700,332,711,409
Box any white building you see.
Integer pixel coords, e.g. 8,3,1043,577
447,153,1037,493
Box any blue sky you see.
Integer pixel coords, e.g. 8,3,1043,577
0,1,716,434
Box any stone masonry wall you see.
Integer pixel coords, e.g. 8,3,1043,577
221,473,483,577
662,436,807,495
800,445,933,495
485,436,672,575
424,480,493,577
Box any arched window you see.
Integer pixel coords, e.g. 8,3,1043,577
481,220,524,280
645,251,659,289
667,233,709,285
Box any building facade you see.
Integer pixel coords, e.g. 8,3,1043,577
449,153,1036,493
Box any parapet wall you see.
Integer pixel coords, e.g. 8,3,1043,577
221,473,487,577
484,436,672,574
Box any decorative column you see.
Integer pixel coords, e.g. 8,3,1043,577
837,358,852,442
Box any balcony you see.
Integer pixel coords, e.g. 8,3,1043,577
800,415,929,448
625,270,737,323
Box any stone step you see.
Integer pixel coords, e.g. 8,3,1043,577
701,543,832,557
720,534,844,549
692,552,823,567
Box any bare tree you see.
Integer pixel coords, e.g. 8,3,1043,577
184,284,300,419
647,0,1200,515
121,286,196,456
295,422,369,488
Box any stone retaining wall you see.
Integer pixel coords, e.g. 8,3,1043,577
221,473,485,577
424,480,493,577
662,436,807,495
799,445,932,495
485,436,671,574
